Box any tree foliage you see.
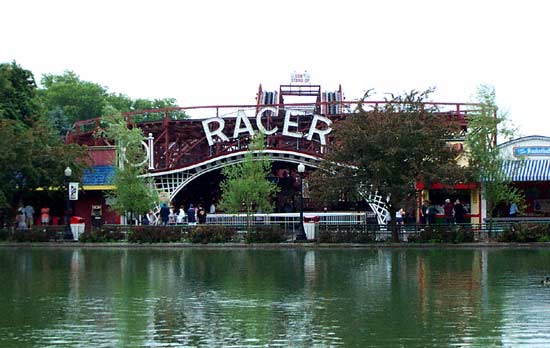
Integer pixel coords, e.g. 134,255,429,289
39,71,107,124
98,106,158,220
310,89,468,240
0,61,41,126
0,62,87,210
465,84,524,217
37,70,182,134
218,133,280,226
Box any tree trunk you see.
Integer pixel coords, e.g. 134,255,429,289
486,203,493,241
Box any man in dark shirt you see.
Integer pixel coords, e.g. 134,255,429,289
187,204,196,225
159,204,170,226
197,205,207,224
454,199,465,224
444,199,454,225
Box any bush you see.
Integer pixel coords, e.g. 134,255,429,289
317,226,373,243
0,229,11,241
449,226,475,243
497,223,550,243
80,227,127,243
187,225,236,244
245,226,287,243
127,226,183,243
12,229,49,242
408,225,474,243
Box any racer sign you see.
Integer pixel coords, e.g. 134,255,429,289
201,107,332,146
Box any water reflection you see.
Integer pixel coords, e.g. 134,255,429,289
0,247,550,347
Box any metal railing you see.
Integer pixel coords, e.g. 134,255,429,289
205,212,366,227
2,216,550,244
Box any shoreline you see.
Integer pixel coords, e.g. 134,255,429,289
2,241,550,249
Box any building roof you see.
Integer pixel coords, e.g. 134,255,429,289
82,165,115,189
499,135,550,148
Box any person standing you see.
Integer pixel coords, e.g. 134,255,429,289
427,201,436,225
420,201,429,225
509,202,518,218
444,199,454,225
176,206,185,224
146,210,158,225
209,203,216,214
168,207,176,225
40,207,50,225
15,209,27,230
197,205,207,224
454,199,465,224
23,204,34,227
141,213,150,225
187,204,197,226
159,204,170,226
395,208,405,225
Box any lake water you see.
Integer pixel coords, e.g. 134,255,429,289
1,247,550,347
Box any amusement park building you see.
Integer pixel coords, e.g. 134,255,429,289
69,80,483,226
486,135,550,218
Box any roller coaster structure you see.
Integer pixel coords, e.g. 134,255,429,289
67,83,479,224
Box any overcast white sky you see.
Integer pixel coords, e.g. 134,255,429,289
2,0,549,137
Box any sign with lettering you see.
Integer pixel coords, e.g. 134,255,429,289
69,182,79,200
291,71,311,83
201,107,332,146
514,146,550,157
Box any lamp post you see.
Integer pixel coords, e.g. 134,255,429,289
63,166,74,240
295,163,307,241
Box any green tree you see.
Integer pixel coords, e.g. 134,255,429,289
106,95,186,122
465,85,524,221
47,106,72,136
0,61,41,126
38,71,107,124
98,106,158,222
218,133,280,229
38,71,184,134
0,62,87,210
311,89,467,241
105,94,179,113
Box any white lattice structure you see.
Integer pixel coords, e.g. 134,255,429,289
144,150,320,202
358,185,391,225
140,147,391,224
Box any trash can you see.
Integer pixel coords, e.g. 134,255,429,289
70,216,85,241
303,215,320,240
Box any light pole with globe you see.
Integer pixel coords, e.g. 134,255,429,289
295,163,307,241
63,166,74,240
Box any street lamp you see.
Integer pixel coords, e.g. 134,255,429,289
295,163,307,241
64,166,74,240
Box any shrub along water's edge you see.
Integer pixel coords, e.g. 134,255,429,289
1,222,550,246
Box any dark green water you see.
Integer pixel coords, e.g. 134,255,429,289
1,247,550,347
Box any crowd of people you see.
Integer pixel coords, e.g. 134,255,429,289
419,198,468,225
387,198,471,226
141,203,213,226
8,204,61,230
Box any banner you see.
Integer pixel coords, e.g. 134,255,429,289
159,191,170,205
69,182,79,200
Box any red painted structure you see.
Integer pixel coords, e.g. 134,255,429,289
67,84,476,172
66,83,481,226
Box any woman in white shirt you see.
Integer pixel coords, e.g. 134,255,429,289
176,207,185,224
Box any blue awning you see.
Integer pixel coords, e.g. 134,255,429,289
503,159,550,181
82,165,115,186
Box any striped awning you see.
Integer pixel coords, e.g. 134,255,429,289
503,159,550,181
